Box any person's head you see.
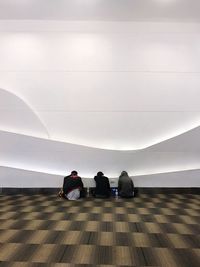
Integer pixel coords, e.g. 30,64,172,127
120,171,128,177
97,171,104,177
71,170,78,176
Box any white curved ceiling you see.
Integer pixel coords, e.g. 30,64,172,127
1,165,199,188
0,21,200,151
1,126,200,182
0,88,49,138
1,85,200,150
0,7,200,188
0,0,199,22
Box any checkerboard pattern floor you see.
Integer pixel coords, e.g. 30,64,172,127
0,193,199,267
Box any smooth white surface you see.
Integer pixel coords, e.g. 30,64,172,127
0,21,200,149
1,165,200,188
0,0,199,22
0,31,200,72
1,72,200,112
0,88,49,138
0,21,200,33
0,20,200,187
1,129,200,181
0,166,98,188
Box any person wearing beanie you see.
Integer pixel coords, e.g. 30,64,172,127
94,171,111,198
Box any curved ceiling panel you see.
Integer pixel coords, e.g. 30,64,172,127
1,72,200,150
1,129,200,178
0,88,49,138
39,111,200,150
1,166,200,188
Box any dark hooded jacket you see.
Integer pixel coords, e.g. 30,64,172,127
118,171,134,198
63,174,83,195
94,172,111,197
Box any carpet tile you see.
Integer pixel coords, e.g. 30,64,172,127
0,193,199,266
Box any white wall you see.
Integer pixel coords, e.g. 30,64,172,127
0,21,200,187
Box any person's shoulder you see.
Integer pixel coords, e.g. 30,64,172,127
64,175,70,180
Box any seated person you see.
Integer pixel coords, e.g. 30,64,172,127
118,171,134,198
62,170,84,200
94,171,111,198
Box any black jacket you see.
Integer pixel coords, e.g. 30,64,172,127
63,175,83,195
94,175,111,197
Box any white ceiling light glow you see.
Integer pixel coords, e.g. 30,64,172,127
1,163,200,179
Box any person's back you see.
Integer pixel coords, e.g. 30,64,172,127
118,171,134,198
94,171,111,198
63,171,83,200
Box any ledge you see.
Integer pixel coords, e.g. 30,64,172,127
0,187,199,195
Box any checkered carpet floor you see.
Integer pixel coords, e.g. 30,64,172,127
0,193,199,267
